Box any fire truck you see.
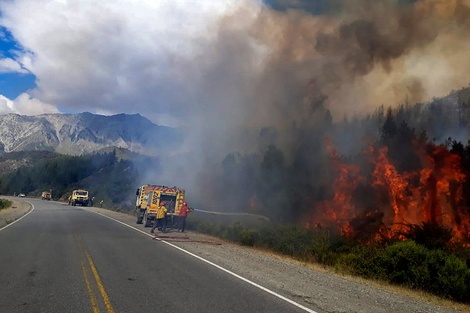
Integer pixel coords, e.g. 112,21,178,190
41,191,52,200
68,189,90,206
135,184,185,227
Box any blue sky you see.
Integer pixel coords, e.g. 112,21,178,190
0,27,36,99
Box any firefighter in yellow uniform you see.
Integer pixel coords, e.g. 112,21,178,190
152,201,167,233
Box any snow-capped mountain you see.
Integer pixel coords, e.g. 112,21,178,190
0,112,182,156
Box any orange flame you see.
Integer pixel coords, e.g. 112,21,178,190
308,139,469,242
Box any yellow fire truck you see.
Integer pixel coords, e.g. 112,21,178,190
135,184,185,227
68,189,90,206
41,191,52,200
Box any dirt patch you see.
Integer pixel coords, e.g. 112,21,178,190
0,197,32,229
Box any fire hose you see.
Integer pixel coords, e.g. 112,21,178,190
152,235,222,245
190,208,271,221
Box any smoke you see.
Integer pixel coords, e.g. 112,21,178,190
173,0,470,171
169,0,470,202
176,0,470,153
2,0,468,148
1,0,469,211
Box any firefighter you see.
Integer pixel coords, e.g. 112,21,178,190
152,201,167,233
178,202,192,233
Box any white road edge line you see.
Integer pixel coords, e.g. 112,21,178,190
86,209,318,313
0,202,35,232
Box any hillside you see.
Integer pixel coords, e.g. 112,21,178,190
0,151,59,174
0,112,182,156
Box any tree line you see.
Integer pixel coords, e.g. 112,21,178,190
203,100,470,228
0,149,145,209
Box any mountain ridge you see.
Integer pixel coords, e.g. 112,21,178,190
0,112,181,156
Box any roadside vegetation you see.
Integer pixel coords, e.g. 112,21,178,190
188,219,470,303
0,198,12,211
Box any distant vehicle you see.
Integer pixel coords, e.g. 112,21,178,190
18,193,26,197
68,189,89,206
41,191,52,200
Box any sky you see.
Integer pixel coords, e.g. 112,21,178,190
0,28,35,96
0,0,469,149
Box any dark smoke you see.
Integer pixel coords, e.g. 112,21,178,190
154,0,470,223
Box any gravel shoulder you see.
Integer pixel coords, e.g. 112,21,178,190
0,197,32,229
85,206,470,313
2,200,469,313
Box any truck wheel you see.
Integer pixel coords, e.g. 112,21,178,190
143,215,151,227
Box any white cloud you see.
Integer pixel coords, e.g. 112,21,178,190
0,95,15,114
0,57,28,73
0,93,59,115
0,0,250,119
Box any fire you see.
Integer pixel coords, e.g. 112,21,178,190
308,139,469,242
311,138,366,236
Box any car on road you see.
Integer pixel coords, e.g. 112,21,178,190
18,193,26,197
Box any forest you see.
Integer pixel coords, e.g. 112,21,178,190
0,149,148,209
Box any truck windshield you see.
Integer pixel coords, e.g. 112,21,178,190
77,191,88,196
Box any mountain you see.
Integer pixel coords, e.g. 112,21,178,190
0,112,182,156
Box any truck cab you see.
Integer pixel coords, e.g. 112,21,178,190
69,189,89,206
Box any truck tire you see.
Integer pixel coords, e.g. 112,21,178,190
144,214,151,227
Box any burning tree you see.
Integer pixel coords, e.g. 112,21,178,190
307,118,470,244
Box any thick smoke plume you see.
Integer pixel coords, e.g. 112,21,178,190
3,0,468,220
165,0,470,212
172,0,470,156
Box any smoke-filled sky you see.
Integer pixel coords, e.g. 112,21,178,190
0,0,469,156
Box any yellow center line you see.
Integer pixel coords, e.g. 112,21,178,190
81,261,100,313
84,250,116,313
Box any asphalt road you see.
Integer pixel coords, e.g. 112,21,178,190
0,198,317,313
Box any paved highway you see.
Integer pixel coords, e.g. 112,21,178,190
0,198,317,313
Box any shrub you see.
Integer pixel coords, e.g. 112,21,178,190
0,198,12,210
435,255,470,302
311,229,335,265
424,249,448,293
258,225,315,259
381,241,430,288
240,229,260,246
344,245,387,280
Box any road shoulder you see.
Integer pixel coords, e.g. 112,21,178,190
86,206,468,313
0,197,32,229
